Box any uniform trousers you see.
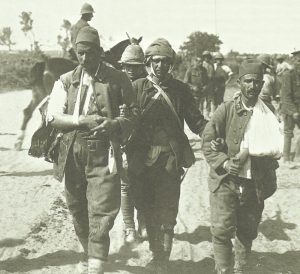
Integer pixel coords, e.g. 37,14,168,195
130,162,181,259
210,176,264,272
64,134,120,260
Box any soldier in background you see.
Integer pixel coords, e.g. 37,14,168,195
257,54,278,105
69,3,95,60
184,56,208,112
276,54,292,76
281,50,300,164
213,53,233,107
202,51,215,119
119,40,148,244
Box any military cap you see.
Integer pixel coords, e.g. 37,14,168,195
202,51,212,57
257,54,273,68
76,26,100,48
238,60,263,79
145,38,176,60
214,52,224,60
276,54,285,60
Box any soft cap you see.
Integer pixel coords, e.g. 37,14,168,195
145,38,175,59
238,60,263,79
75,26,100,48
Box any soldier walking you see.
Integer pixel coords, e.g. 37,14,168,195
202,61,280,274
126,38,207,271
119,40,148,244
47,26,136,274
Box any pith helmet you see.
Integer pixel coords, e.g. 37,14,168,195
120,44,145,65
202,50,212,57
257,54,273,68
276,54,285,60
80,3,95,14
214,52,224,60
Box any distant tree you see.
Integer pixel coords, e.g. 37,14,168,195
58,19,72,57
0,27,15,51
180,31,223,58
19,11,35,51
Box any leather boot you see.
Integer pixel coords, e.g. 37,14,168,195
88,258,105,274
162,230,174,260
283,135,292,162
234,236,252,274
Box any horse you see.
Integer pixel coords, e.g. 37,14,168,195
14,37,142,150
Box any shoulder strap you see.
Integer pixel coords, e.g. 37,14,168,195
147,76,183,130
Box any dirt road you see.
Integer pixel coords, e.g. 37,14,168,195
0,90,300,274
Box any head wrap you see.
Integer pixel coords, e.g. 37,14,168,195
144,38,176,60
238,60,263,79
76,26,100,48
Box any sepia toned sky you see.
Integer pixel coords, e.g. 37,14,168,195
0,0,299,54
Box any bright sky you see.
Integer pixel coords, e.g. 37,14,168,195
0,0,299,54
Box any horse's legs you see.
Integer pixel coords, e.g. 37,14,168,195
15,84,46,150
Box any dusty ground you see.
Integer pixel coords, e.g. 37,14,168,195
0,89,300,274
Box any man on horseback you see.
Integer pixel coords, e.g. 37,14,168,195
69,3,95,61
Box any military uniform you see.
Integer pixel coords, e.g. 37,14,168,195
128,74,207,261
184,63,208,112
50,62,136,262
280,68,300,161
202,62,279,273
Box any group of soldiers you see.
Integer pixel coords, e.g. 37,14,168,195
38,2,299,274
184,51,233,119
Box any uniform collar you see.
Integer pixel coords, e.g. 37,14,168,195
234,93,251,114
71,62,105,85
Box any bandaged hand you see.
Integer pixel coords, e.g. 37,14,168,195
78,115,105,130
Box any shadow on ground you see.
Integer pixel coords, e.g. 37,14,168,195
0,250,81,272
2,170,53,177
259,210,297,241
0,238,25,248
174,225,212,244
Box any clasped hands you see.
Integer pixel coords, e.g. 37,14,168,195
79,115,119,135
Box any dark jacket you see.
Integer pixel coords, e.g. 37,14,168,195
127,75,207,175
184,65,208,94
54,63,137,181
281,69,300,115
202,94,278,200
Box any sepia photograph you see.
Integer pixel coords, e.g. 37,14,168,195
0,0,300,273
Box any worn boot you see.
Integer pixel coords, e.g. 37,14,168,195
76,238,88,274
283,135,292,162
234,236,252,274
124,228,137,244
88,258,105,274
137,211,148,240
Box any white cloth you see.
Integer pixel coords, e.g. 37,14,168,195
47,71,93,121
238,99,283,178
276,61,292,76
214,63,233,76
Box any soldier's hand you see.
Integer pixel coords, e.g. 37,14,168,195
292,112,300,121
211,138,226,152
224,157,240,176
91,118,120,135
78,115,105,130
